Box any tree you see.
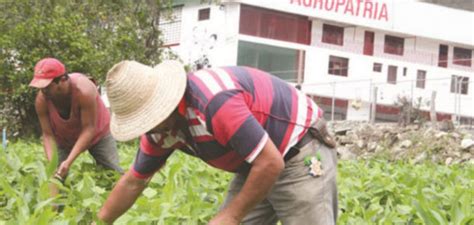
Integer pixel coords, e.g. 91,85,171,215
0,0,173,137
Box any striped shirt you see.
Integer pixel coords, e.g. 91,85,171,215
132,66,323,179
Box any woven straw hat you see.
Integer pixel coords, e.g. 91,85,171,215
106,60,186,141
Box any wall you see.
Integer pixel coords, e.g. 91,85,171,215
223,0,474,46
168,0,473,121
174,2,240,68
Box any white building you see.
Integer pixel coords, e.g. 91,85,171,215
160,0,473,123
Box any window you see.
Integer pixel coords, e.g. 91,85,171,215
198,8,210,21
416,70,426,89
239,5,311,44
453,47,472,67
328,56,349,76
403,67,407,76
387,65,397,84
237,41,302,81
363,31,375,56
159,6,182,46
373,63,382,72
451,75,469,95
438,44,448,68
384,35,404,55
322,24,344,46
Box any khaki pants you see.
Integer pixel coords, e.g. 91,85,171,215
221,139,338,225
58,134,123,174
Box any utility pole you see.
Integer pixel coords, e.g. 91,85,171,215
371,86,378,124
331,82,336,121
430,91,437,128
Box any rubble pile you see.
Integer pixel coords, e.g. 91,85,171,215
328,121,474,165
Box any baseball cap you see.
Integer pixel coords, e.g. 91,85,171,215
29,58,66,88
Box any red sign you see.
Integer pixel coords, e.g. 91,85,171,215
290,0,389,21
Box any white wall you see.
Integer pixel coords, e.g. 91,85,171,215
169,1,473,121
173,3,240,67
301,13,472,120
223,0,474,46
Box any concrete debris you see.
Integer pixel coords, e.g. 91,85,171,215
337,146,357,160
461,138,474,150
445,157,453,165
328,121,473,164
399,140,412,148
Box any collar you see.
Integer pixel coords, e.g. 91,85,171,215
177,97,186,116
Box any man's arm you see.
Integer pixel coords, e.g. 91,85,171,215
98,170,149,223
209,139,284,224
35,93,57,161
56,83,98,178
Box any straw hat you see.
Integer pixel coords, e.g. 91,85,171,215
106,60,186,141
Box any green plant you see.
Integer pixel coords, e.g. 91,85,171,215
1,141,473,224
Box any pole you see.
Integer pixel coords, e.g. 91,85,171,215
368,79,373,122
453,77,458,123
409,79,414,123
297,50,304,85
371,86,378,124
430,91,437,128
457,78,462,125
331,82,335,121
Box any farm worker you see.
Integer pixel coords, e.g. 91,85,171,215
30,58,123,181
97,60,338,225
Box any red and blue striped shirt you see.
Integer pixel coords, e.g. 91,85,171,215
132,66,323,179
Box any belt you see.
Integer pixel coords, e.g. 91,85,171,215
283,118,336,162
284,130,314,162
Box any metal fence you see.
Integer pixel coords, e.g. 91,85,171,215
299,77,473,126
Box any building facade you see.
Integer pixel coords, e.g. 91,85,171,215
160,0,473,123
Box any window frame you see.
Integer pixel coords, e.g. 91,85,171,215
416,70,426,89
328,55,349,77
198,8,210,21
159,6,183,46
387,65,397,84
450,75,469,95
363,31,375,56
237,41,303,81
322,24,344,46
239,5,311,45
438,44,448,68
453,47,472,67
373,63,382,72
384,35,404,56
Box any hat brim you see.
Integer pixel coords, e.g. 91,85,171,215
109,61,187,141
29,78,53,88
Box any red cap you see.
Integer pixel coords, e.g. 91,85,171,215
29,58,66,88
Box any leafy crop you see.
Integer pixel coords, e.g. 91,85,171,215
0,141,473,224
338,160,473,225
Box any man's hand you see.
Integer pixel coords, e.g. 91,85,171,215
56,160,72,179
213,139,284,224
208,210,240,225
98,171,149,223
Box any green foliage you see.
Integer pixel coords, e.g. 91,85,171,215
338,160,474,225
0,0,174,136
0,141,231,224
1,141,473,224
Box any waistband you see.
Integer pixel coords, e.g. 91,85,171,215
284,130,314,162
